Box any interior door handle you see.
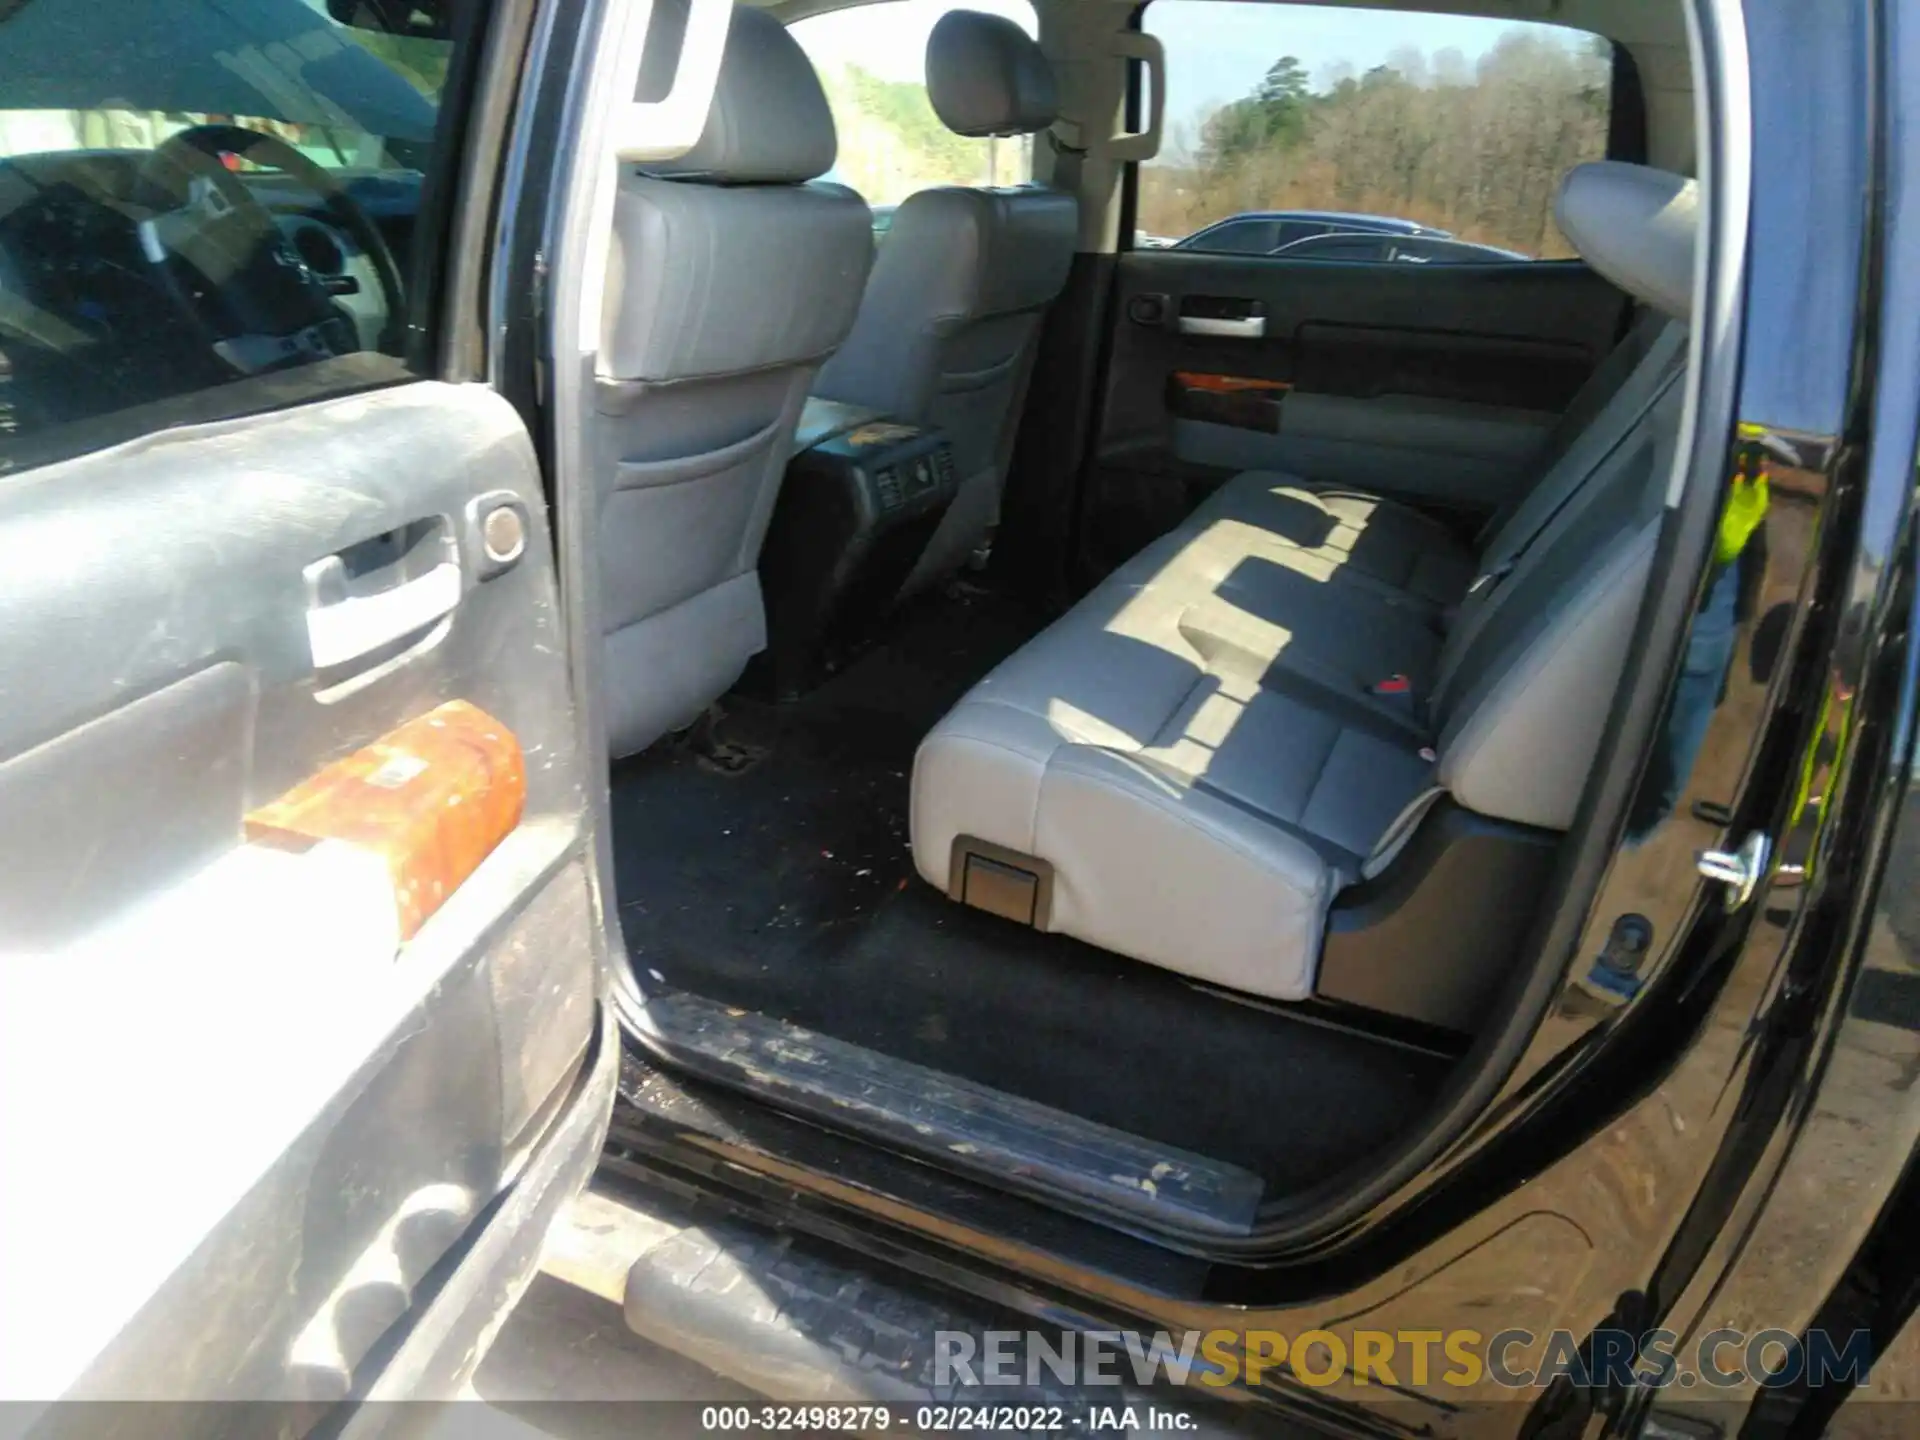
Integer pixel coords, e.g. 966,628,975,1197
1179,315,1267,339
305,559,462,670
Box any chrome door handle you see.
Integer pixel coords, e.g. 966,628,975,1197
1178,314,1266,339
305,559,462,670
1697,830,1771,910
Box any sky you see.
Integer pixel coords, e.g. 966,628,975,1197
790,0,1596,158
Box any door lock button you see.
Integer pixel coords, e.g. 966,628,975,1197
482,505,526,565
1127,293,1169,327
466,491,531,579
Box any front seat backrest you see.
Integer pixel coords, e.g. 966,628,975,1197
812,9,1076,598
597,1,874,758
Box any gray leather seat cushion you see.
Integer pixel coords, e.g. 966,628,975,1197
1119,514,1447,716
1186,473,1476,608
911,162,1699,1002
911,544,1436,999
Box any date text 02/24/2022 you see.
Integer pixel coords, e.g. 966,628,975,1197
696,1405,1199,1431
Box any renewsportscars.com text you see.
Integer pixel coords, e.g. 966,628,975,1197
933,1327,1874,1391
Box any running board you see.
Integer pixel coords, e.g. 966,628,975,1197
623,1218,1233,1427
569,1190,1265,1434
638,990,1264,1237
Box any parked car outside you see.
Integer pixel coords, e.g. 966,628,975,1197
1169,208,1450,255
1272,231,1532,263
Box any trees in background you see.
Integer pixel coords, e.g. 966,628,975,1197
819,66,1030,205
1139,32,1610,256
1199,55,1313,168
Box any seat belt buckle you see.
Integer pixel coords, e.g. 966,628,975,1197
1366,673,1428,729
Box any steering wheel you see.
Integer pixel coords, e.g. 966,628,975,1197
135,124,407,371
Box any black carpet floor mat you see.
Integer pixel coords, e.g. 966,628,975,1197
610,589,1448,1192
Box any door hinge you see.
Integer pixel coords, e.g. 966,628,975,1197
1697,830,1771,910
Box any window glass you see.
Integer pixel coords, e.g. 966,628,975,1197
1269,220,1330,248
1137,1,1611,260
1188,218,1277,253
0,0,471,459
789,0,1039,211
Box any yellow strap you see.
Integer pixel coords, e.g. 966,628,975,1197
1717,472,1769,565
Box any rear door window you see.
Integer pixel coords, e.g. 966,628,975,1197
1140,0,1614,260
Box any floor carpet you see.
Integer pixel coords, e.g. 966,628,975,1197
610,589,1448,1191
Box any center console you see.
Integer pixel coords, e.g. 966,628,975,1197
751,400,959,698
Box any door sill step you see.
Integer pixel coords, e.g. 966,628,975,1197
635,989,1264,1238
623,1215,1221,1422
535,1190,1248,1425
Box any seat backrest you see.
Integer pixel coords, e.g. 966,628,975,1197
595,1,874,757
1431,162,1699,831
812,9,1076,595
1464,317,1687,598
1471,306,1683,554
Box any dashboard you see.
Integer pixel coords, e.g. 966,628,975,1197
250,169,419,354
0,149,421,429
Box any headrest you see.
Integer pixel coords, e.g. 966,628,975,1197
637,1,836,183
925,10,1057,138
1554,161,1698,322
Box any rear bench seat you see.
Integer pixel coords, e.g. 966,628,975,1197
910,162,1699,1005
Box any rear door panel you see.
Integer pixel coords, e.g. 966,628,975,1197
0,381,602,1402
1085,250,1629,568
